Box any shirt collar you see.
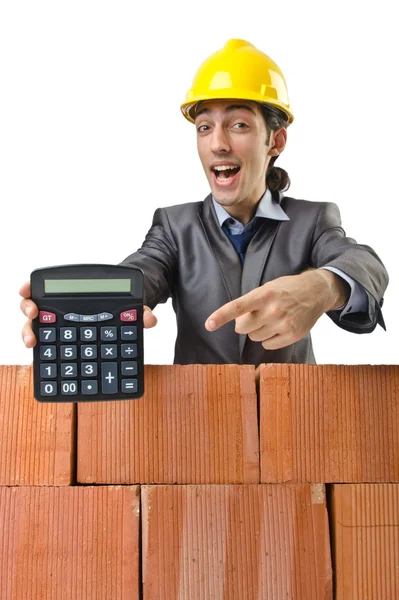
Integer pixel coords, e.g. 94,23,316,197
211,188,290,227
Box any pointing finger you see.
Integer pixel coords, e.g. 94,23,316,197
205,290,263,331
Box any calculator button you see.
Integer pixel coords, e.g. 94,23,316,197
61,363,78,378
64,313,80,322
101,345,117,359
39,311,56,324
60,327,77,342
121,344,137,358
40,364,57,378
98,312,113,322
121,326,137,340
80,314,98,322
120,309,137,322
80,327,97,342
122,379,138,393
41,381,57,396
82,381,98,395
121,361,138,376
81,363,98,377
101,327,117,341
101,363,118,394
40,346,56,360
60,345,77,360
81,345,97,360
39,328,56,343
61,381,78,396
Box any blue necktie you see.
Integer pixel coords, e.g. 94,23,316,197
222,218,263,263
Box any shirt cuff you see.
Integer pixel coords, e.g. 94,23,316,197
321,266,369,316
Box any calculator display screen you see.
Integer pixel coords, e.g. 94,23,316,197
44,279,132,293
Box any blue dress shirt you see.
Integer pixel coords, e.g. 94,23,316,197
212,189,368,316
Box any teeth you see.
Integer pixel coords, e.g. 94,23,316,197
213,165,239,171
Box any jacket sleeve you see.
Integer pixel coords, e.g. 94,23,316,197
310,202,389,333
118,208,177,310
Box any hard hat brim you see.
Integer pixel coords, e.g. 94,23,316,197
181,91,294,125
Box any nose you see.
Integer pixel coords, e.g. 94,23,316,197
210,125,231,154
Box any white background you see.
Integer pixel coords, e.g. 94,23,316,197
1,0,397,366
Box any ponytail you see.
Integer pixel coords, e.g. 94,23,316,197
260,104,291,193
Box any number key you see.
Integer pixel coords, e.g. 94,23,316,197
81,345,97,360
80,327,97,341
40,346,56,360
41,381,57,396
81,363,98,377
39,328,56,342
61,364,77,378
61,381,78,396
60,345,77,360
60,327,77,342
40,364,57,378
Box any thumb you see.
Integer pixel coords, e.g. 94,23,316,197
143,305,157,329
19,281,31,299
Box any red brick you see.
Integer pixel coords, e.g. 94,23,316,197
77,365,259,484
331,484,399,599
0,486,139,599
259,364,399,482
0,366,75,485
142,484,332,599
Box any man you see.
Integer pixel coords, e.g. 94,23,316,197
20,39,388,366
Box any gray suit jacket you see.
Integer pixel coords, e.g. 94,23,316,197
119,193,388,366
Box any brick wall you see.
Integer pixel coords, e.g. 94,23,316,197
0,364,398,599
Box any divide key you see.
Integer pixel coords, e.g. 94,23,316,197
121,344,137,358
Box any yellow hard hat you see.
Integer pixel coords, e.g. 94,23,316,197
181,39,294,125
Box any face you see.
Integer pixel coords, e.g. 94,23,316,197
195,100,286,221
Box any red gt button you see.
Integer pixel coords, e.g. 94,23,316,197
39,311,56,323
120,309,137,322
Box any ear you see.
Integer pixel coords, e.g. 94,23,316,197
268,127,287,157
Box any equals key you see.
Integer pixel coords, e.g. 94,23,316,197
122,379,138,393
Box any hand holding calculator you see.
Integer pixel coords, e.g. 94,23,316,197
31,264,144,402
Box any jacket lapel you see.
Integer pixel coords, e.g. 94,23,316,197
198,194,242,302
198,193,284,360
239,219,281,357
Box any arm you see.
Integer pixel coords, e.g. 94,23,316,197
19,208,176,349
311,202,388,333
118,208,178,310
205,202,388,350
321,267,369,314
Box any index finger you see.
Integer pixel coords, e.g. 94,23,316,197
205,290,261,331
19,281,31,298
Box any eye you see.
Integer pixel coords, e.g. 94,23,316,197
197,124,210,133
232,122,248,129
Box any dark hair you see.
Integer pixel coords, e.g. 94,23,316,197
259,104,291,193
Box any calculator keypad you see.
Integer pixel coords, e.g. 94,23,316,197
37,314,140,399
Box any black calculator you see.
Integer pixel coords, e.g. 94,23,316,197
31,264,144,402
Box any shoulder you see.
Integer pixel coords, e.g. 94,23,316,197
157,200,204,218
280,196,341,228
150,199,207,232
280,194,341,222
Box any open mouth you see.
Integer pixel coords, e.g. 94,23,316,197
212,165,241,186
